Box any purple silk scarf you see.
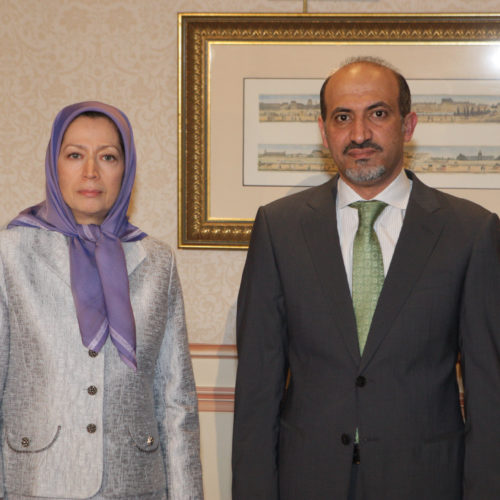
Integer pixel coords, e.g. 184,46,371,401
8,101,146,370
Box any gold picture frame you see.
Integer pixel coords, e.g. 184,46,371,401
178,13,500,249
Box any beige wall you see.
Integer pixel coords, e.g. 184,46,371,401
1,1,499,499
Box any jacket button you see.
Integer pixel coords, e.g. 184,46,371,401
356,376,366,387
87,385,98,395
21,437,30,448
87,423,97,433
341,433,351,445
88,350,98,358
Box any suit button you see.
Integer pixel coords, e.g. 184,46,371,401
88,350,98,358
87,423,97,433
341,433,351,445
87,385,98,395
21,437,30,448
356,376,366,387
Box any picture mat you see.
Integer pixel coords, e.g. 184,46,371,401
209,42,500,220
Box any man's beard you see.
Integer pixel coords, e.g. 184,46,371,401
340,140,386,184
344,162,386,184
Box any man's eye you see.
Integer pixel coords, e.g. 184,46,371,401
373,109,387,118
335,114,350,123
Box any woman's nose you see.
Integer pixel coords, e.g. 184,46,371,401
82,157,98,179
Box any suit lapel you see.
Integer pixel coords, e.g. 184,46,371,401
360,173,447,370
301,177,361,365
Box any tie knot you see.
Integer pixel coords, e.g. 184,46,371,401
350,200,387,228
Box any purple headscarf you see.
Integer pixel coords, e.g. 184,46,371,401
8,101,147,370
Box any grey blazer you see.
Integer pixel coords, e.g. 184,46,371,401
0,227,203,499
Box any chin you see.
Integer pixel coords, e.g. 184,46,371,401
345,164,386,184
72,209,107,225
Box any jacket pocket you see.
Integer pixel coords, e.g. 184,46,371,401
128,423,160,452
6,424,61,453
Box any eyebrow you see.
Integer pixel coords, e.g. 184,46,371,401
60,143,121,151
331,107,351,116
367,101,390,110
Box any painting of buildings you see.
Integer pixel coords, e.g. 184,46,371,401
259,95,320,122
258,93,500,124
258,144,500,174
412,95,500,123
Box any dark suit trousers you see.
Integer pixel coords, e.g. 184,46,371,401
348,464,360,500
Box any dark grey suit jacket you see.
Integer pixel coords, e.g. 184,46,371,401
232,171,500,500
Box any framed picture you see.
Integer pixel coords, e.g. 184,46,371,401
178,13,500,249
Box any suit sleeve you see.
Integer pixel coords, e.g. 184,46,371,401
232,207,288,500
460,213,500,499
153,252,204,500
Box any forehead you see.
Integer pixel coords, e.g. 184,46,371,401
62,114,120,142
324,63,399,110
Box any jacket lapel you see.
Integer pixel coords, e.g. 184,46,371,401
35,230,72,287
123,239,147,276
301,177,361,365
360,173,447,370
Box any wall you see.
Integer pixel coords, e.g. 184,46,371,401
1,1,499,498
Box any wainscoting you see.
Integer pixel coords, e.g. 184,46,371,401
190,344,237,499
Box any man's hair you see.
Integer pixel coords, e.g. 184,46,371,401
319,56,411,121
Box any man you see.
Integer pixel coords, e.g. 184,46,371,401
232,57,500,500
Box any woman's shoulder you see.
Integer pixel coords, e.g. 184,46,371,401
0,225,65,250
140,235,173,253
137,235,174,257
124,235,177,268
123,236,181,287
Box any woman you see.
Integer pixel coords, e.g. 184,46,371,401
0,102,203,499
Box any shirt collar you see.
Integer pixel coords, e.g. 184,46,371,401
337,169,412,210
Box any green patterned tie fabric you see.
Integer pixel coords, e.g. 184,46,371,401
350,201,388,355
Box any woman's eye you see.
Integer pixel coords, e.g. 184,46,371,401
68,152,81,159
102,154,117,162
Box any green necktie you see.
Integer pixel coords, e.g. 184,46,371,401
350,201,387,355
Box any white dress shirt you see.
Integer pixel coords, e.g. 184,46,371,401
336,169,412,293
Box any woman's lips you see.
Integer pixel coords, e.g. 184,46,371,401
78,189,101,197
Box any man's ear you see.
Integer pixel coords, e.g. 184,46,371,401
318,116,329,148
402,111,418,142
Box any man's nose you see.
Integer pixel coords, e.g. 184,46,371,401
350,116,372,144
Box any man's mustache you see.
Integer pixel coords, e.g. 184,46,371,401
343,140,383,154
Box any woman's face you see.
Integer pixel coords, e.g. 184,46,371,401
58,115,125,225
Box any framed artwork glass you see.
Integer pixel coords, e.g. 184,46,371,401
178,13,500,248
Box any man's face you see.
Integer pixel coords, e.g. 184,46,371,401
318,63,417,198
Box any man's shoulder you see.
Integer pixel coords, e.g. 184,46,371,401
410,171,496,223
262,177,336,216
